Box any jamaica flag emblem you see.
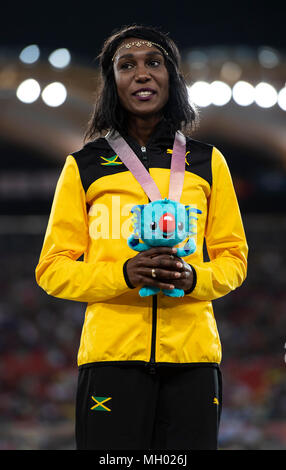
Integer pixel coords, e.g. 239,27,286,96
100,155,122,166
90,396,112,412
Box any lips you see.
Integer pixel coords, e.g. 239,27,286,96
132,88,156,100
133,87,156,95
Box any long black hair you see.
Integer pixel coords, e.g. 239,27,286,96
84,24,198,142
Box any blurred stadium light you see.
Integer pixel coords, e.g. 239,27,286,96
41,82,67,107
16,78,41,104
19,44,40,65
48,48,71,69
232,81,255,106
278,87,286,110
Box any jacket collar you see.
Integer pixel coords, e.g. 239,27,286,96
87,119,177,152
121,118,176,152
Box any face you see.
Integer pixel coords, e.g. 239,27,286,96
113,37,169,118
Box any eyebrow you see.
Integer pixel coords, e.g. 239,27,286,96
116,50,164,61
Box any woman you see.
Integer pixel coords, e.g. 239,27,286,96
35,25,248,450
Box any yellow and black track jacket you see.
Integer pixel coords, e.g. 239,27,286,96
35,120,248,369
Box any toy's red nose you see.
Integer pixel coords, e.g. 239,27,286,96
159,212,176,233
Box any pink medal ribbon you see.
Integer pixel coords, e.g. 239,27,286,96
105,130,186,202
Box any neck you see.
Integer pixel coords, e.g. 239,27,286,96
127,114,162,146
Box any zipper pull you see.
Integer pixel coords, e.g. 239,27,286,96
140,146,149,169
149,363,157,374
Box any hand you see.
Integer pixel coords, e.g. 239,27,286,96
126,247,193,291
150,254,194,292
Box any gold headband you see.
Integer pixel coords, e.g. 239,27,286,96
112,40,168,62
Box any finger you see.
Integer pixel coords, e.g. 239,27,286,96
177,270,191,279
171,271,193,289
153,258,185,271
150,254,186,269
139,267,183,279
137,257,184,271
143,246,177,258
138,276,175,290
152,253,180,260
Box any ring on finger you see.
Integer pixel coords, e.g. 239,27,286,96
151,268,156,278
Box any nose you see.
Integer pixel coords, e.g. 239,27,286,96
135,63,151,82
159,213,176,233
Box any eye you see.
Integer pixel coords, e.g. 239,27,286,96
148,59,161,67
119,62,134,70
150,222,157,230
178,222,184,231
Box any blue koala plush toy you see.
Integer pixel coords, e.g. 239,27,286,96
128,198,202,297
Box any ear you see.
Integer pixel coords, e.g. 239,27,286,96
186,206,202,224
185,206,202,215
191,208,202,215
131,204,144,214
185,206,202,235
130,204,144,237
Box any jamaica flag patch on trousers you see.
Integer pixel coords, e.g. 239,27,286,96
90,396,112,412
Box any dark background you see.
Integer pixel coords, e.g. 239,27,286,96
3,0,286,57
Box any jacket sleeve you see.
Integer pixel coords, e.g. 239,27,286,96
188,147,248,301
35,155,131,303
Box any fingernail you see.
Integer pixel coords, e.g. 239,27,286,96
175,272,181,277
177,262,183,268
172,248,177,253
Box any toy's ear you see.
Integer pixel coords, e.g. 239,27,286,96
131,204,144,237
185,205,202,215
185,206,202,236
131,204,144,214
185,206,202,225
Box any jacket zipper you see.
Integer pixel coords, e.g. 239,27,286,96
149,294,158,374
140,146,148,169
141,145,158,374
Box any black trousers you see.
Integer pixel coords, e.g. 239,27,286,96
75,363,222,450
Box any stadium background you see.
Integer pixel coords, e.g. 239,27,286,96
1,0,285,449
